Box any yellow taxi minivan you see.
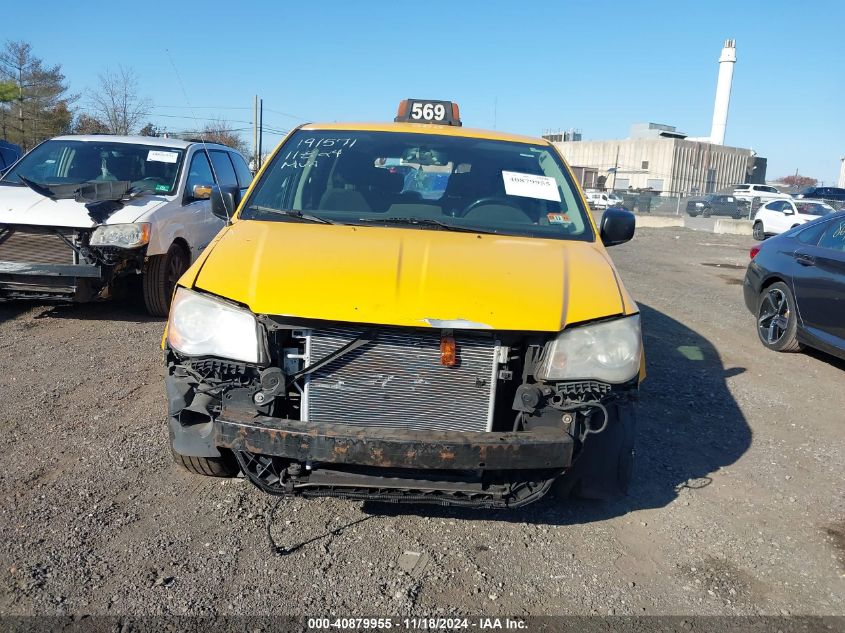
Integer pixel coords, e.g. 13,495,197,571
164,100,641,508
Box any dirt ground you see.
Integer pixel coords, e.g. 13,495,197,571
0,227,843,618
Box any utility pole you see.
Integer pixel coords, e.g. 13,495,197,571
253,95,259,171
258,98,264,171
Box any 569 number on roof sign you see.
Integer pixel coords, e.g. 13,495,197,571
412,102,447,122
395,99,461,126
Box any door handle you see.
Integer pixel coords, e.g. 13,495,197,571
794,253,815,266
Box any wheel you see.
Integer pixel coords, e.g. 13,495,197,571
171,445,239,477
756,282,801,352
734,212,743,219
701,206,711,218
753,221,766,241
143,242,189,317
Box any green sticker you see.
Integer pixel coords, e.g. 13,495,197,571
155,184,170,192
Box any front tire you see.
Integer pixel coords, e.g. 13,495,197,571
753,221,766,241
171,445,240,477
756,282,801,352
143,243,189,317
701,207,711,218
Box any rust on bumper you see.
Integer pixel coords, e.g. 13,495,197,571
214,405,573,470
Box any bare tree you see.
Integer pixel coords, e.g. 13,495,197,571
74,113,108,135
87,66,150,135
196,119,249,156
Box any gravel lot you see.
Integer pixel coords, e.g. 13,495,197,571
0,227,843,617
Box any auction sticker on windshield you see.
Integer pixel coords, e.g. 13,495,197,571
502,171,561,202
147,150,179,163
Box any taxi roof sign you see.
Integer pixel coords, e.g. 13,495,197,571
395,99,461,127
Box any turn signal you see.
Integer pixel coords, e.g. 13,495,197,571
440,334,457,367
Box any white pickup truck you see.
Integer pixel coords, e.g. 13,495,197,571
0,135,252,315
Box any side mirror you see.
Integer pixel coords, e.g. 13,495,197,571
192,184,212,200
783,207,794,215
210,185,241,221
600,208,635,246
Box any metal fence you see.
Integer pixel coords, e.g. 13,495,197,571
589,191,768,219
602,192,845,219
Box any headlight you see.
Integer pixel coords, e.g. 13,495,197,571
535,315,642,383
166,287,262,363
90,223,150,248
695,202,704,207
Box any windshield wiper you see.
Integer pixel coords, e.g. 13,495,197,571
356,217,497,234
246,206,335,224
18,175,62,199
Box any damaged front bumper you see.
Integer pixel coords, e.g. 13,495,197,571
215,405,573,471
183,405,574,508
0,224,145,302
0,261,104,301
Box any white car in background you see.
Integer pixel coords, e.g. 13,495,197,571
732,183,791,205
0,135,252,316
752,198,836,240
585,191,624,209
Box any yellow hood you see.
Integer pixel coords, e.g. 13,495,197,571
190,220,632,332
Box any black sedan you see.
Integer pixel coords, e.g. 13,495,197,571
743,211,845,360
686,194,748,218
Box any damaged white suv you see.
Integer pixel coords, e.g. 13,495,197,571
0,135,251,316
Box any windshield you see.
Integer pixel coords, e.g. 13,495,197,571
0,140,184,194
241,130,593,241
796,201,834,216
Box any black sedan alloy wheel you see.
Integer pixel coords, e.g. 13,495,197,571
756,282,800,352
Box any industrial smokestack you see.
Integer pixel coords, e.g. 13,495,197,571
710,39,736,145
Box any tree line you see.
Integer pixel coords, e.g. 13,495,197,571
0,40,248,155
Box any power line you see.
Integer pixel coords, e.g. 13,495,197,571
150,113,254,124
263,107,307,121
152,105,252,110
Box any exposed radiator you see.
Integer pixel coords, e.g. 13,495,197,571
304,327,499,433
0,225,76,265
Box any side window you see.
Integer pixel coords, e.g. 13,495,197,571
817,220,845,252
208,151,238,187
797,220,831,246
766,201,784,212
230,152,253,188
186,151,214,195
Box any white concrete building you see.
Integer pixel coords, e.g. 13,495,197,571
553,124,763,194
839,157,845,188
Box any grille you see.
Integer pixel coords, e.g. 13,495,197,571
0,226,76,265
304,327,499,433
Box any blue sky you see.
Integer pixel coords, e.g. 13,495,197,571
5,0,844,183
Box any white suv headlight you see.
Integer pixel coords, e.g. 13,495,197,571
166,287,262,363
536,315,642,384
90,223,150,248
